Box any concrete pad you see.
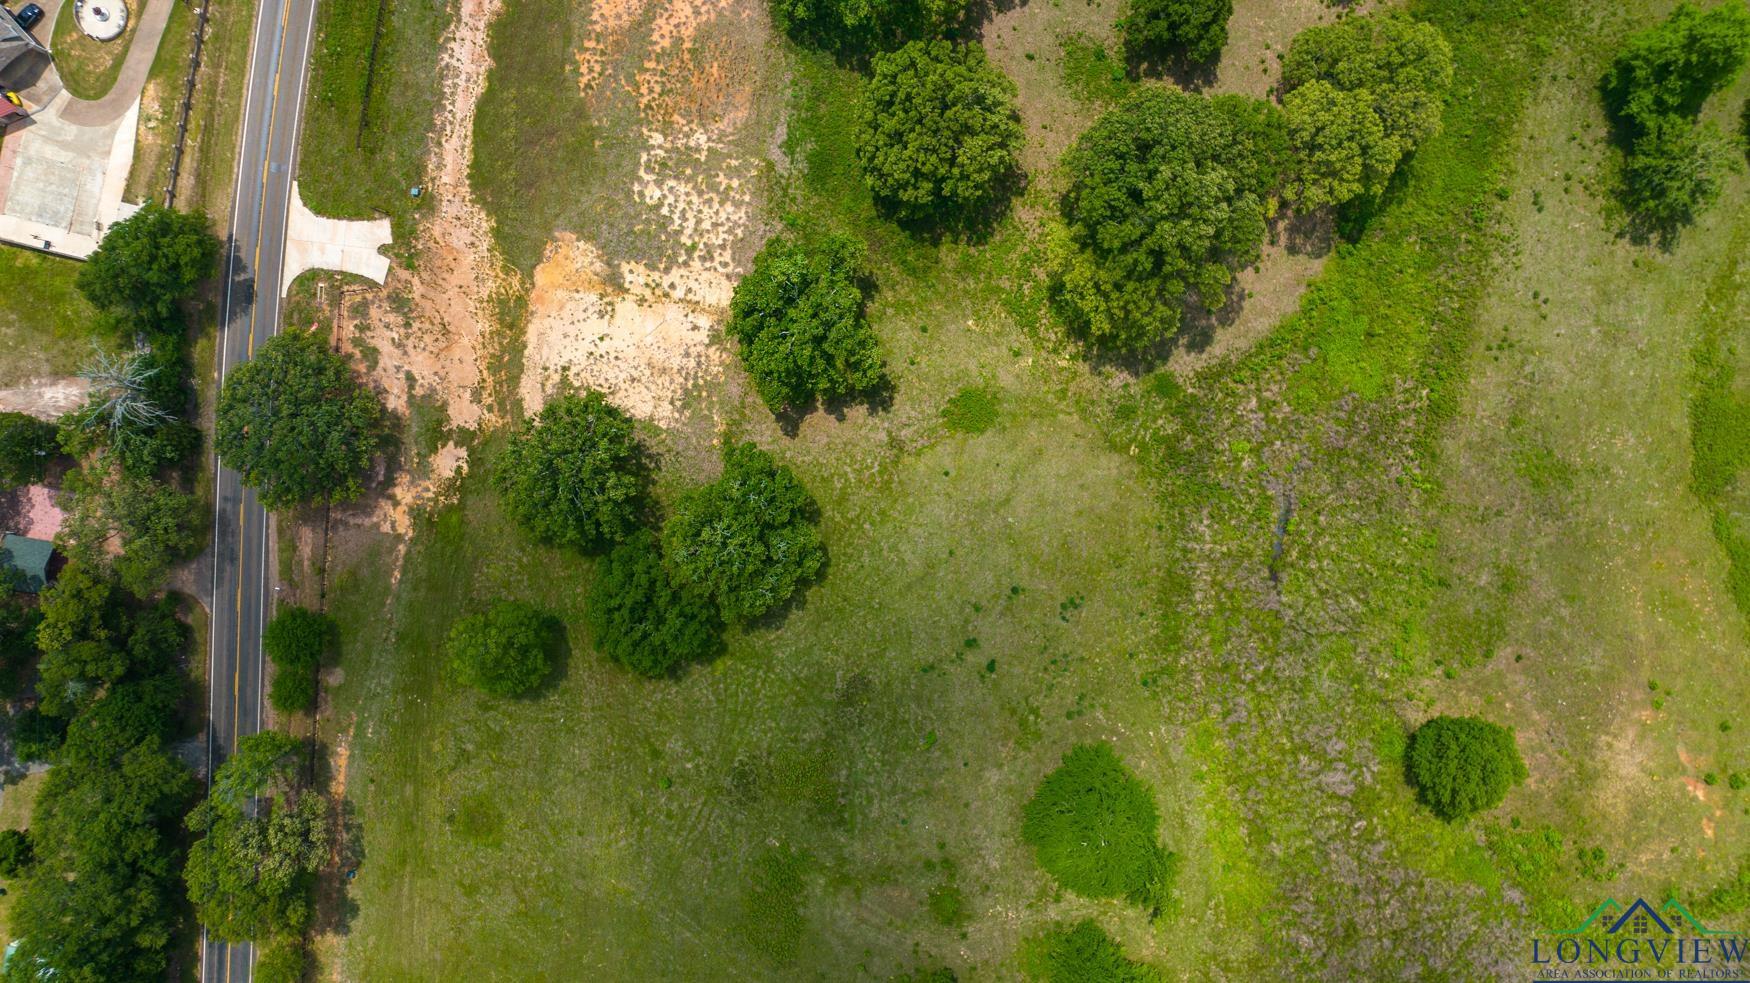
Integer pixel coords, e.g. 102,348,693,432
280,181,392,296
0,92,136,257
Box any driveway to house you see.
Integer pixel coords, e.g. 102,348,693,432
0,0,170,257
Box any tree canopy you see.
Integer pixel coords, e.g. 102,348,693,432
493,391,647,553
1280,12,1453,207
215,329,385,510
263,606,337,714
185,731,328,943
57,468,203,597
769,0,967,56
0,412,58,489
447,601,558,697
1602,1,1750,133
1597,2,1750,238
1052,86,1274,350
854,40,1024,227
1406,715,1527,821
1121,0,1232,68
585,530,722,678
727,229,885,413
7,676,195,982
664,442,826,623
1021,742,1176,914
76,204,220,320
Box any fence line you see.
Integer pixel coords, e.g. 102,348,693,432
163,0,213,207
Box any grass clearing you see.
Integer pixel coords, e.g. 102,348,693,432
124,0,195,205
314,0,1750,975
298,0,449,234
0,772,46,950
0,247,103,388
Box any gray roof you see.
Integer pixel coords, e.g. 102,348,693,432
0,6,48,86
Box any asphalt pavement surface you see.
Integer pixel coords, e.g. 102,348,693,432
204,0,316,978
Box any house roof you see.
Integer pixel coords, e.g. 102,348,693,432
0,532,54,593
0,6,48,85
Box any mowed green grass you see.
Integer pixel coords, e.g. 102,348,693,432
1429,7,1750,915
0,246,102,388
297,0,448,234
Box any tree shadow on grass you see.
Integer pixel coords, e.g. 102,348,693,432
772,375,897,438
1074,274,1252,377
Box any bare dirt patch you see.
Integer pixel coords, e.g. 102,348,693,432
521,0,779,425
0,377,92,419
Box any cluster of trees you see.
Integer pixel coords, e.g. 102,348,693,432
33,206,222,596
1405,714,1526,822
183,731,329,950
1050,11,1451,352
1021,743,1176,916
1600,2,1750,240
3,564,199,980
216,329,387,510
263,605,337,714
490,393,824,684
769,0,967,56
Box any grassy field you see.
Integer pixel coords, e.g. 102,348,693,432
297,0,449,236
311,0,1750,976
0,247,102,388
48,0,145,100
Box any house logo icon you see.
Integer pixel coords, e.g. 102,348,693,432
1530,895,1750,975
1557,897,1732,937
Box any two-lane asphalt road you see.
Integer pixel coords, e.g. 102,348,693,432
204,0,317,977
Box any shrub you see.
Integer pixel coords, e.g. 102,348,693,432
76,204,220,319
1601,2,1750,134
941,385,999,434
0,412,58,488
664,442,826,623
1052,86,1273,350
263,606,337,715
446,601,558,697
1406,715,1527,821
854,40,1024,227
215,330,385,510
0,828,33,877
585,530,722,678
1021,743,1176,913
253,939,311,983
769,0,968,56
1020,920,1163,983
494,391,648,553
12,707,67,762
1280,12,1453,208
1121,0,1232,68
727,230,884,414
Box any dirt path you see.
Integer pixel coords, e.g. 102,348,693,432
0,377,91,418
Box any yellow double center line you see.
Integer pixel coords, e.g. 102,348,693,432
222,0,298,979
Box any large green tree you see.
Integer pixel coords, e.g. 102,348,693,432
216,330,385,510
446,601,558,697
0,412,58,488
1280,12,1453,207
1602,1,1750,133
585,530,722,678
663,442,826,623
185,731,329,943
1121,0,1232,68
1052,86,1273,350
76,204,220,320
1621,115,1733,237
854,40,1024,227
727,229,885,413
1406,715,1527,821
493,391,647,553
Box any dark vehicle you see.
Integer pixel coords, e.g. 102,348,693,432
14,3,42,29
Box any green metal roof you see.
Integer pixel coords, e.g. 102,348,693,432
0,533,53,593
